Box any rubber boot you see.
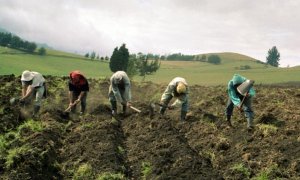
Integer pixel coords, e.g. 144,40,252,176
33,105,40,117
226,115,233,127
247,118,254,131
110,101,117,116
159,107,166,115
180,111,187,121
122,104,127,115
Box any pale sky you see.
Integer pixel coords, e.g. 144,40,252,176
0,0,299,67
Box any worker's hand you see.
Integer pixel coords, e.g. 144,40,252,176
74,99,81,104
237,104,243,112
168,105,175,110
127,101,132,107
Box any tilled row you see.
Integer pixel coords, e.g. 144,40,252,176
59,114,129,179
121,114,221,179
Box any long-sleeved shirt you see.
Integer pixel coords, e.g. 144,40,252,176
161,77,189,107
110,71,131,103
227,76,255,106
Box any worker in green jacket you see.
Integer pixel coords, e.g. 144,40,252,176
225,74,255,130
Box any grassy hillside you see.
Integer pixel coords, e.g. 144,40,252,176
1,46,300,85
136,53,300,85
0,46,111,79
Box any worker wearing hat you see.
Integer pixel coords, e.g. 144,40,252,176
109,71,132,116
225,74,255,130
160,77,189,121
67,70,89,115
20,70,46,116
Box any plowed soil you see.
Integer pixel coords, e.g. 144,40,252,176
1,75,300,179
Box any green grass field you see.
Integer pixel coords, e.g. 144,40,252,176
1,46,299,85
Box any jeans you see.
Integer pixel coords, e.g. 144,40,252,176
33,86,45,107
225,96,254,127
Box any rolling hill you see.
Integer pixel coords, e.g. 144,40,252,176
1,46,300,85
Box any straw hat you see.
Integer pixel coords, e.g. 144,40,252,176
21,70,34,81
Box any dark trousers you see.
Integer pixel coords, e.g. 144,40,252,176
71,91,87,113
225,96,253,118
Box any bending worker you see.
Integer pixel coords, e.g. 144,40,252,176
225,74,255,130
68,70,89,115
160,77,189,121
20,70,46,116
109,71,132,116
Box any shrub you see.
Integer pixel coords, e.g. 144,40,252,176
208,55,221,64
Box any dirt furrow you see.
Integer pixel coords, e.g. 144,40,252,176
122,113,221,179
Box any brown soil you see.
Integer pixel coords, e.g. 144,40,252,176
0,75,300,179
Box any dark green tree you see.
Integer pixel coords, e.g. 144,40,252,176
266,46,280,67
25,42,37,53
38,47,46,55
10,35,22,49
136,54,161,81
119,44,129,71
200,54,206,62
109,44,129,72
84,53,89,58
90,51,96,60
127,54,138,78
208,55,221,64
0,32,12,46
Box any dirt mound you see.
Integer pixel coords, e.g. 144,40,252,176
1,75,300,179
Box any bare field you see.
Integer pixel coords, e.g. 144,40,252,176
0,75,300,179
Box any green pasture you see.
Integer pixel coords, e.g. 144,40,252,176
0,46,111,79
0,46,299,85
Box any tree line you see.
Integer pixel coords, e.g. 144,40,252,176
109,44,161,79
1,30,280,68
0,32,46,55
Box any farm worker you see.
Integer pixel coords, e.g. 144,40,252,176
109,71,132,116
20,70,46,116
68,70,89,115
225,74,255,130
160,77,189,121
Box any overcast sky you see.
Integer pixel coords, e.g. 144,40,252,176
0,0,299,67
